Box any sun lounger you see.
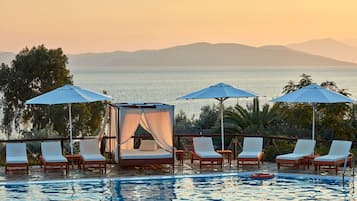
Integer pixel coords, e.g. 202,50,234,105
5,143,29,173
80,139,107,173
237,137,264,167
314,140,352,174
191,137,223,169
40,141,69,174
276,139,316,169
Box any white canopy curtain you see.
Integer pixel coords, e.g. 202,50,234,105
118,107,174,151
119,108,141,149
141,109,173,151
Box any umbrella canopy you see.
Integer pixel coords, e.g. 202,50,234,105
271,83,354,139
26,84,112,105
178,83,257,150
25,84,113,154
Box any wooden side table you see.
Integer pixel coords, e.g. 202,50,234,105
217,150,232,166
303,154,320,169
65,154,82,169
176,150,184,165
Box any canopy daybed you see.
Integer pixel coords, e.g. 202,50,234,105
107,103,175,168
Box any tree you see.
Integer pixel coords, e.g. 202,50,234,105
0,45,106,138
175,110,195,133
194,104,219,132
280,74,355,140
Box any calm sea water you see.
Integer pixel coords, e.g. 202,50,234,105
1,65,356,138
71,66,357,118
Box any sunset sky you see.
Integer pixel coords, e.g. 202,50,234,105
1,0,357,54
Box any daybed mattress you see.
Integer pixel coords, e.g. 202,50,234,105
120,149,172,160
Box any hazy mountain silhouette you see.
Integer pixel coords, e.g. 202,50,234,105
288,38,357,63
1,42,356,67
68,42,355,67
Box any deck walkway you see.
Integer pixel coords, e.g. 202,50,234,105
0,159,354,183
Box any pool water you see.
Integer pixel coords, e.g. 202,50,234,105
0,173,355,200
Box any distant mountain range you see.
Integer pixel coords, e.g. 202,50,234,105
1,40,357,68
288,38,357,64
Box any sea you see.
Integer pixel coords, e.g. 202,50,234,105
71,65,357,118
1,65,357,138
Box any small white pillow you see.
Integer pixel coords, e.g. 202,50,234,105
139,140,158,151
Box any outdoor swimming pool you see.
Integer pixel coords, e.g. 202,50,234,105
0,173,355,200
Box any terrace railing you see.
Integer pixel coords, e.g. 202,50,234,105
0,133,353,163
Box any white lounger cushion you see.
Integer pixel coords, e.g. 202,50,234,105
238,152,263,159
120,149,172,159
41,141,67,162
81,154,106,161
193,137,222,159
6,143,28,164
276,153,308,160
314,140,352,162
195,151,222,158
238,137,263,159
276,139,316,160
80,139,106,161
6,156,28,164
314,155,349,162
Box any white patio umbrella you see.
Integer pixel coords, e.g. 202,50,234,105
25,84,113,154
177,83,257,150
271,83,354,140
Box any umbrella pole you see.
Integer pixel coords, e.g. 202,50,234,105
69,103,73,154
312,103,316,140
220,99,224,150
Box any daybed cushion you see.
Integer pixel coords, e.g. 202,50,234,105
139,140,158,151
120,149,172,159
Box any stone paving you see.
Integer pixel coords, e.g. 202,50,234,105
0,157,354,183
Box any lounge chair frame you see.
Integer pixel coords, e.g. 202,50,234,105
313,140,352,174
40,141,69,174
276,139,316,170
5,143,29,173
191,137,223,169
276,158,306,169
80,139,107,173
237,152,264,167
81,159,107,173
5,163,29,173
237,137,264,168
314,159,347,174
191,151,223,169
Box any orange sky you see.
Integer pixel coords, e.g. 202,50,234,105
1,0,357,54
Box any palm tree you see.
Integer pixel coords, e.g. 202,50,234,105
225,98,282,134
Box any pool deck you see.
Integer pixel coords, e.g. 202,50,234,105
0,159,354,183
